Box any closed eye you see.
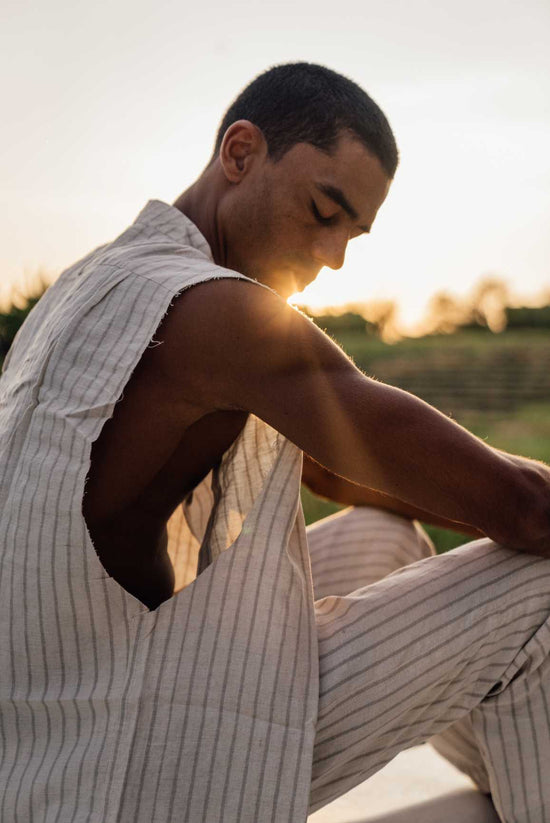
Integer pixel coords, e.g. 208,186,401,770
311,199,336,226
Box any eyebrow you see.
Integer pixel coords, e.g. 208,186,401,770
315,183,371,233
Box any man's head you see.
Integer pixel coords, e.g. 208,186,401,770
210,62,398,178
177,63,397,298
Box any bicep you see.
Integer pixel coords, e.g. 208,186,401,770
155,278,375,470
153,279,525,538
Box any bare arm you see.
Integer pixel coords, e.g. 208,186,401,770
159,280,550,555
301,453,485,538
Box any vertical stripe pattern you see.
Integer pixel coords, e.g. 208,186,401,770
0,201,318,823
306,507,550,823
3,199,550,823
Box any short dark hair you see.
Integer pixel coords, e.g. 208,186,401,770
211,62,399,178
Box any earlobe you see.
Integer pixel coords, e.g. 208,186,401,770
219,120,264,184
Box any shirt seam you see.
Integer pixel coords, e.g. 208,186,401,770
94,261,282,300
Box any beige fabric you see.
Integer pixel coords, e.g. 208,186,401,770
306,507,550,823
3,199,550,823
0,200,318,823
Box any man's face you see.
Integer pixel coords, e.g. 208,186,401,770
221,132,392,299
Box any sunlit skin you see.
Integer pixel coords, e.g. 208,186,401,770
85,123,401,610
84,121,550,610
172,121,391,300
173,126,486,534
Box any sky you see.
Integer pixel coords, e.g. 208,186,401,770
1,0,549,331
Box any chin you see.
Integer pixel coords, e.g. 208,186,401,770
254,264,310,300
260,271,297,299
292,274,316,294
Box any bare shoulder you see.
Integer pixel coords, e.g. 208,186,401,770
169,277,291,343
151,277,356,412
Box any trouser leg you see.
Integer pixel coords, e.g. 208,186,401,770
307,505,435,600
429,714,492,794
305,515,550,822
431,625,550,820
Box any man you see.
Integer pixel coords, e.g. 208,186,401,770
1,62,550,823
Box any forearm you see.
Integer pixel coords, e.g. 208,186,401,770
166,282,550,556
301,454,484,537
296,374,547,550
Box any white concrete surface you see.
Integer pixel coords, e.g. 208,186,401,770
308,743,500,823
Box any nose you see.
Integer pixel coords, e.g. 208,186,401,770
311,230,349,271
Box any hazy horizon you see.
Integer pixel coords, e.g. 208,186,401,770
2,0,549,332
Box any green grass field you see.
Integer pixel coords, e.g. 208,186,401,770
301,326,550,553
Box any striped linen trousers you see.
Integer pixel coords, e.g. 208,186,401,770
306,505,550,822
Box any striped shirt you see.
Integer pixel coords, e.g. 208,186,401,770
0,200,318,822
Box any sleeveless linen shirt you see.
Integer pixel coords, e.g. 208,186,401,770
0,200,319,822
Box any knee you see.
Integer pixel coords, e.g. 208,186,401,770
347,506,436,564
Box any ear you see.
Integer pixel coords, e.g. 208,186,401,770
219,120,266,183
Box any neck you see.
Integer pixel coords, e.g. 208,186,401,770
172,163,227,266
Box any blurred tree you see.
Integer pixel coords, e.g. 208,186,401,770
505,305,550,328
312,311,374,335
0,275,49,358
362,299,400,342
294,303,380,338
469,276,510,332
423,290,469,334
